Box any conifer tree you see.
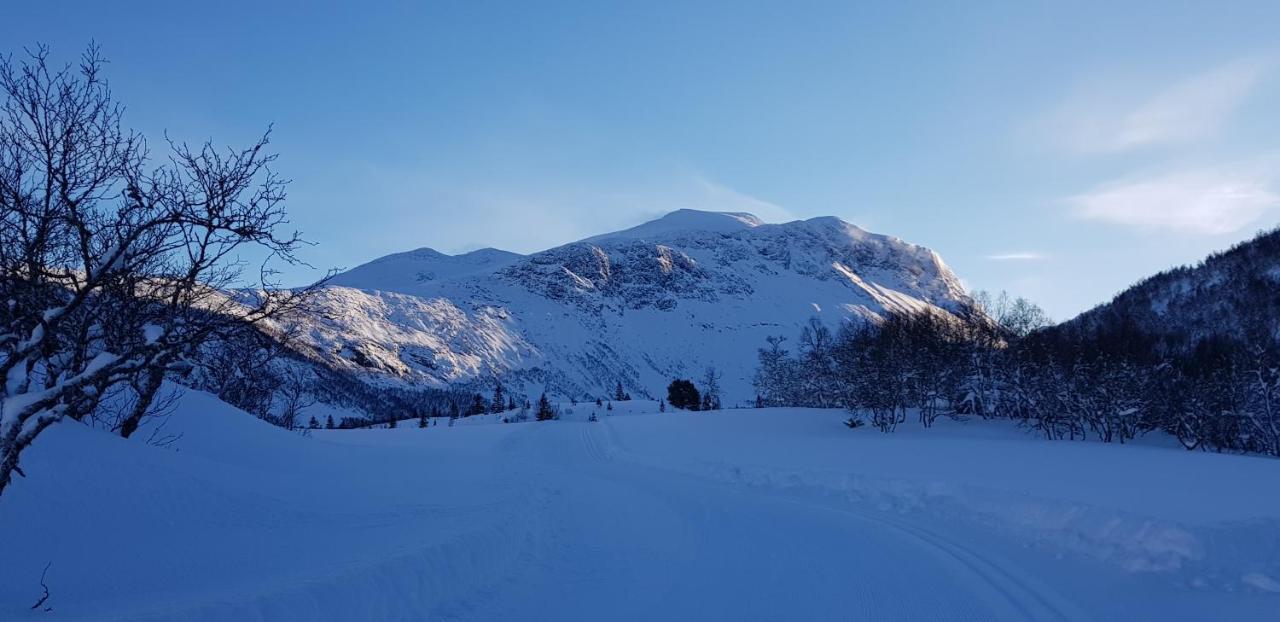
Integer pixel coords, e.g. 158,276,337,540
309,416,319,429
536,392,556,421
491,383,505,414
667,379,701,410
326,415,335,430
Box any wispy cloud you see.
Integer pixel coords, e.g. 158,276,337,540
986,252,1046,261
1067,164,1280,235
693,177,795,223
1043,58,1270,154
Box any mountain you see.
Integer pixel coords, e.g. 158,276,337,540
1059,226,1280,352
290,210,974,403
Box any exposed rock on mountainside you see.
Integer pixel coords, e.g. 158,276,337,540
299,210,974,402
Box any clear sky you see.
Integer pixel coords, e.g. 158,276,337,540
6,1,1280,319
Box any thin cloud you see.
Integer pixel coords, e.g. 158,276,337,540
1044,58,1269,154
694,177,795,223
1067,165,1280,235
986,252,1046,261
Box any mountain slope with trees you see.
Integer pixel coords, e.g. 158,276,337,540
1061,226,1280,352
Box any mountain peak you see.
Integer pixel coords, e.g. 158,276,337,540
586,209,764,242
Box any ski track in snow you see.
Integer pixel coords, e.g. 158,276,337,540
565,420,1086,622
4,394,1280,621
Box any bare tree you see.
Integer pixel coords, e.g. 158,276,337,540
971,290,1050,338
0,45,327,498
700,366,722,411
275,364,317,431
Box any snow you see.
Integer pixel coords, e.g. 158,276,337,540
583,208,764,241
3,392,1278,620
295,210,973,402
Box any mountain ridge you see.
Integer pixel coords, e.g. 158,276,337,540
291,210,975,403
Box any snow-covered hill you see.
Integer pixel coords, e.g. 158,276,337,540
1059,226,1280,350
4,395,1278,620
300,210,973,401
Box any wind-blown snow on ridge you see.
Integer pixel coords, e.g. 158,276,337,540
295,210,972,401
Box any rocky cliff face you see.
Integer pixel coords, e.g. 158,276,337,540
296,210,973,402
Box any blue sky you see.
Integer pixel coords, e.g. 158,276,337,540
6,1,1280,319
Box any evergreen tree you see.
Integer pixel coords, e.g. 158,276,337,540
418,412,428,428
470,393,486,416
667,379,701,410
491,383,505,414
388,417,397,429
508,396,517,411
536,392,556,421
607,402,613,411
659,399,666,413
596,397,603,407
615,381,627,401
309,416,319,429
325,415,335,430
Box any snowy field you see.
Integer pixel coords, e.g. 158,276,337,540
2,393,1279,621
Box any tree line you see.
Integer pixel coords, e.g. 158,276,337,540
753,292,1280,456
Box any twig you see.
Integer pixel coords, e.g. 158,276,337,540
30,561,52,612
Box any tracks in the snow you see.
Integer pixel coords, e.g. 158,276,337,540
579,420,616,463
566,420,1085,622
806,500,1089,622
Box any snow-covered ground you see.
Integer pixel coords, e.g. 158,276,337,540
3,393,1279,621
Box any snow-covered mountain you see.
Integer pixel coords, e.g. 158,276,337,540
293,209,973,402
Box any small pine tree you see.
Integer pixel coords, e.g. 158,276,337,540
755,394,764,409
508,396,517,411
418,413,428,428
596,397,603,407
309,416,319,429
536,392,556,421
388,417,397,429
606,401,613,411
470,393,486,416
615,381,626,402
325,415,335,429
491,382,505,414
659,399,666,413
